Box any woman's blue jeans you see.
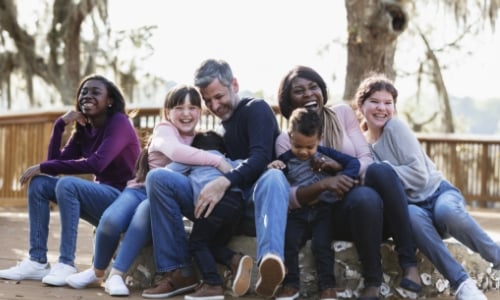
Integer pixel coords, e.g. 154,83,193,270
93,187,151,272
28,175,120,266
408,180,500,290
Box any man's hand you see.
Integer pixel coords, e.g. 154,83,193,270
195,176,231,218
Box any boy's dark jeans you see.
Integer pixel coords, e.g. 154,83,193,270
189,190,245,285
283,202,335,291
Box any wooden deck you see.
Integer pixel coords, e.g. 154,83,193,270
2,107,500,207
0,206,499,299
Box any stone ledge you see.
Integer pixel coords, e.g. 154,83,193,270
119,235,500,299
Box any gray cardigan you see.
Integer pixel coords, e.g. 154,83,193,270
369,118,443,203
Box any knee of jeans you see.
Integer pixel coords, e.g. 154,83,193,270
145,168,181,191
145,168,165,186
98,212,122,235
260,168,288,185
255,169,289,202
347,186,383,211
28,175,52,195
366,163,393,178
434,192,464,221
54,176,81,196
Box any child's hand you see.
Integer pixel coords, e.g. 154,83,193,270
216,159,232,173
20,164,41,186
267,160,286,169
62,110,87,126
311,155,342,174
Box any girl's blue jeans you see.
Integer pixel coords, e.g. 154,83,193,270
28,175,120,266
408,180,500,290
93,186,151,272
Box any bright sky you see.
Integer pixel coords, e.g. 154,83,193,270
17,0,500,104
108,0,348,102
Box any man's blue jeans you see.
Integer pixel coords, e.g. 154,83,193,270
28,175,120,266
146,168,289,272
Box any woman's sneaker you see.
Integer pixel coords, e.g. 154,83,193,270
105,274,129,296
0,259,50,280
455,278,487,300
66,268,102,289
42,262,77,286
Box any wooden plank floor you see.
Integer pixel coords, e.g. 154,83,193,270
0,207,499,300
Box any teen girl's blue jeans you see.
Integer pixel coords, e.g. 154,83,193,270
93,187,151,272
27,175,120,266
146,168,289,273
408,180,500,290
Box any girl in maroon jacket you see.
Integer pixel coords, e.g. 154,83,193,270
0,75,140,287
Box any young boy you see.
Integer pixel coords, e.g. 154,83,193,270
165,131,253,300
269,108,360,300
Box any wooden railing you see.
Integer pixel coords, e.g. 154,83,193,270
1,107,499,206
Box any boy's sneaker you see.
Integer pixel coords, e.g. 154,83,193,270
229,253,253,296
455,278,487,300
275,285,299,300
105,274,129,296
319,287,338,300
255,253,285,297
66,268,102,289
0,259,50,280
42,262,77,286
184,283,224,300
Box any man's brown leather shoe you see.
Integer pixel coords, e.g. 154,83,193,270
185,283,224,300
142,269,198,298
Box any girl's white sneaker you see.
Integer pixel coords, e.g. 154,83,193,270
66,268,102,289
105,274,129,296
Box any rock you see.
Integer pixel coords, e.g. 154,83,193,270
113,234,498,299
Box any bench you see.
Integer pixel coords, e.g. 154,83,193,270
115,234,499,299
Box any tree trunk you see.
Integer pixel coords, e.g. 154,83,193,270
0,0,102,106
343,0,410,102
418,32,455,133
